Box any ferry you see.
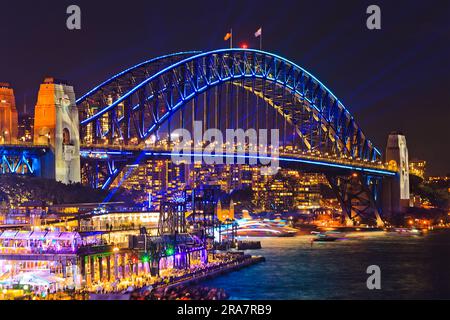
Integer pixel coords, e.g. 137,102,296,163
387,228,424,236
312,231,346,242
223,219,298,237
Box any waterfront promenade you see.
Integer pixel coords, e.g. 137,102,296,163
13,253,265,300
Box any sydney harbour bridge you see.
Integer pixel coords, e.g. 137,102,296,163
0,49,406,227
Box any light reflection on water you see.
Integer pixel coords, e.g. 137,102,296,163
201,230,450,300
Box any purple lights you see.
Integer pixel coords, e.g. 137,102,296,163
0,230,81,254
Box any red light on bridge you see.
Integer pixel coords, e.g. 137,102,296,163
240,43,249,49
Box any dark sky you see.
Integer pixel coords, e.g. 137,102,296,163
0,0,449,175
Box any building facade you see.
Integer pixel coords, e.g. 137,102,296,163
409,159,427,179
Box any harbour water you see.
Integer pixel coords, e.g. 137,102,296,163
202,230,450,299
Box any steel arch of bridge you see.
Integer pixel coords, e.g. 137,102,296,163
76,51,200,106
78,49,381,162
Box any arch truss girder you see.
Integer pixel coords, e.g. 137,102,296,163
77,52,200,128
79,49,380,162
81,157,125,190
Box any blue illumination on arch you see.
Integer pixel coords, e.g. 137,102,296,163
81,49,354,124
76,51,201,105
79,48,382,162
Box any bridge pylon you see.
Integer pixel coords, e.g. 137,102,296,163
33,77,80,184
0,83,18,144
382,132,411,216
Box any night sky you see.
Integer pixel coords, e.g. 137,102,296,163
0,0,448,175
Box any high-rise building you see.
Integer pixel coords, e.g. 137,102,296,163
294,173,322,210
250,169,323,212
265,173,295,212
112,158,325,213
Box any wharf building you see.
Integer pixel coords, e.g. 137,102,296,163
0,201,207,292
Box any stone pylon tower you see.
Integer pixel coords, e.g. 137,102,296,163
383,132,410,214
0,83,18,144
34,77,80,184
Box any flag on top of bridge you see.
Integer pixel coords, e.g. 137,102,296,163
255,27,263,50
255,27,262,38
224,29,233,49
224,31,232,41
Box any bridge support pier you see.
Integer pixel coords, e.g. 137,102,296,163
327,173,384,227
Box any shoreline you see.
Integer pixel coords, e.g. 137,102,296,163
165,256,266,291
89,255,266,300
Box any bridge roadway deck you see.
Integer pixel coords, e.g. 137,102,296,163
80,145,397,177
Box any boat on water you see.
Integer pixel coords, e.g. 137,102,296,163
387,228,424,236
312,231,346,242
226,219,298,237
